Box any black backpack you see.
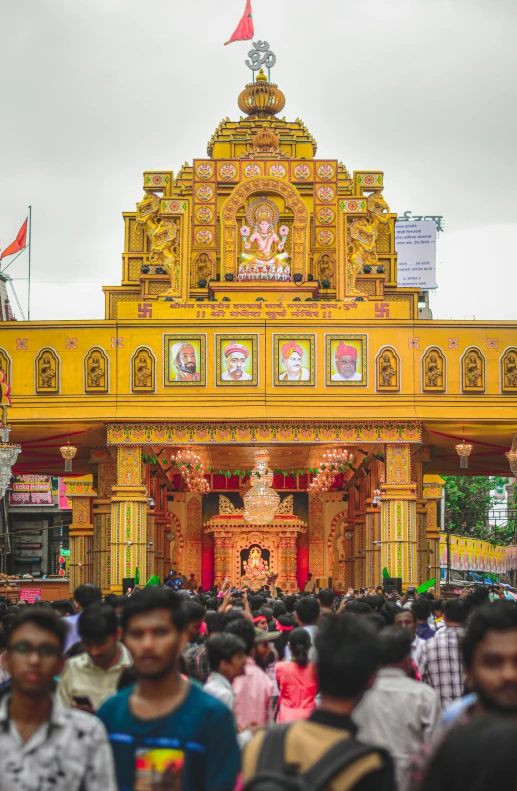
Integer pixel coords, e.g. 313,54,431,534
243,723,385,791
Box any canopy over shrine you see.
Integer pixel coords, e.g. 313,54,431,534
1,50,516,594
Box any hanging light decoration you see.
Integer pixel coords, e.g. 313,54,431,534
308,448,355,494
455,440,473,469
0,441,21,500
244,448,280,525
171,448,210,494
60,440,77,473
506,434,517,476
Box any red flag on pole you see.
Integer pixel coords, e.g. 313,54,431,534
225,0,254,45
1,218,28,259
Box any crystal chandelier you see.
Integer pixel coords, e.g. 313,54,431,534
455,440,473,469
244,448,280,525
60,440,77,473
0,441,21,499
506,434,517,476
0,389,21,499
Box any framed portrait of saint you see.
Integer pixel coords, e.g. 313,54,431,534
326,335,367,386
164,335,206,386
274,334,315,386
216,335,258,386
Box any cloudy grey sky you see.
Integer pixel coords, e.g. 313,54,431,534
0,0,516,321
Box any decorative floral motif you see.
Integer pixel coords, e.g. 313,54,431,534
196,206,213,224
197,185,213,202
294,163,311,180
408,337,420,349
111,337,123,349
317,186,334,202
448,338,459,349
66,338,78,349
318,229,334,246
269,163,286,178
341,199,367,212
196,163,213,180
318,208,335,224
160,199,185,213
364,174,376,186
219,163,237,180
318,164,334,180
196,228,213,245
486,338,498,349
16,339,28,350
244,163,261,178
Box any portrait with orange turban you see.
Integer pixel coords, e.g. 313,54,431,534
330,337,363,382
278,337,311,382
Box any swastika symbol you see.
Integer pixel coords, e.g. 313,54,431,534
375,302,390,318
138,303,153,319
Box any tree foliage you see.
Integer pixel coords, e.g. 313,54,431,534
443,475,515,545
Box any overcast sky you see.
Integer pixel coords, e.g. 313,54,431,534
0,0,516,321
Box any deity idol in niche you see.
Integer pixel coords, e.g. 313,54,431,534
242,545,269,579
239,196,290,282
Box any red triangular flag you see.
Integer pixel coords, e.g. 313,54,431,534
225,0,254,45
1,218,28,259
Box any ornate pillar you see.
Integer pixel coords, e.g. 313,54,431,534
65,476,96,592
90,447,116,594
110,446,148,593
278,533,300,593
412,446,430,586
186,494,203,581
308,494,325,579
380,444,418,588
213,532,233,588
423,475,445,587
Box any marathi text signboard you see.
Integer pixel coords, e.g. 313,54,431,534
395,220,437,290
9,475,53,506
19,588,43,603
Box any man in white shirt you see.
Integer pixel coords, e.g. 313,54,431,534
58,602,132,712
394,607,426,671
331,341,362,381
353,626,441,791
0,607,116,791
204,632,247,711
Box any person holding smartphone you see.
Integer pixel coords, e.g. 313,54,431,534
57,603,132,713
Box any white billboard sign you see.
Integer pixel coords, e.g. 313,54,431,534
395,220,437,290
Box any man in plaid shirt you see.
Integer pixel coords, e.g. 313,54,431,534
418,598,469,708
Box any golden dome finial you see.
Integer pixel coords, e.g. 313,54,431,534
238,72,285,118
253,124,279,153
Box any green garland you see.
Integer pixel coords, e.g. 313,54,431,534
142,453,355,479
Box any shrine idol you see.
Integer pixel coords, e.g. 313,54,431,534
238,196,290,282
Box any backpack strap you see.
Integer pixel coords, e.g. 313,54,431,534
256,724,291,775
303,738,382,791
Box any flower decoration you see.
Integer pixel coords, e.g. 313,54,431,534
308,449,355,494
170,448,210,494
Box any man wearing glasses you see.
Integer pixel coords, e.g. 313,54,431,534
0,608,117,791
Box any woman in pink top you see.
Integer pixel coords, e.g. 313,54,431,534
275,627,318,722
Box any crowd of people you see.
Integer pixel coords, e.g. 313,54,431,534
0,575,516,791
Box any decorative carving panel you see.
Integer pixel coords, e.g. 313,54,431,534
84,347,109,393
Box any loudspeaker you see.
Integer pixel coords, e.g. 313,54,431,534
123,577,135,594
383,577,402,594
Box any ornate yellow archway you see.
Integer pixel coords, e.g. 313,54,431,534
221,177,309,279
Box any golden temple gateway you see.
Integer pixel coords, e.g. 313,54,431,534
1,67,516,594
